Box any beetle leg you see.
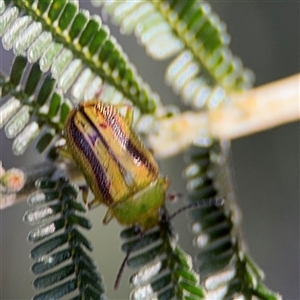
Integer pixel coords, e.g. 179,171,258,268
103,208,114,224
123,105,134,126
88,197,102,210
57,147,73,160
55,138,74,161
78,185,89,206
114,103,134,126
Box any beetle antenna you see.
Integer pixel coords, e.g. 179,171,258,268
167,198,224,221
114,230,145,290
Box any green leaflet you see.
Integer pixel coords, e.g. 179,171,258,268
3,0,160,113
97,0,254,110
184,140,281,299
24,177,106,300
0,56,71,155
120,218,206,299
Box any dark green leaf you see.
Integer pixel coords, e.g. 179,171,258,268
31,248,72,274
117,58,126,77
60,102,71,125
173,248,190,269
48,0,67,22
69,12,89,40
174,267,198,284
27,190,60,206
223,278,243,298
73,250,97,273
24,63,42,95
188,185,217,201
175,0,196,19
178,281,205,297
28,219,66,242
48,93,61,118
68,201,86,213
121,230,160,252
120,226,139,239
61,184,78,199
253,283,281,300
70,228,93,251
77,270,102,291
98,40,114,62
79,284,105,299
33,279,76,300
25,178,105,299
36,75,55,106
127,244,164,268
33,264,75,289
151,273,172,292
67,214,92,230
35,178,57,190
24,203,62,225
36,132,54,153
108,49,121,70
196,237,233,261
79,19,100,47
10,56,27,86
88,28,108,55
30,233,68,260
58,3,77,31
124,68,133,82
37,0,52,14
198,249,236,275
157,287,174,300
47,146,60,161
203,221,232,241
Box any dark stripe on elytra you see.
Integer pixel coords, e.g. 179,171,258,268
101,105,157,175
78,106,129,182
68,117,113,205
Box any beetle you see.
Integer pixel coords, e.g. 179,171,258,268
64,100,224,289
64,100,169,231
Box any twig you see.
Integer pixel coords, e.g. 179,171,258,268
149,74,299,158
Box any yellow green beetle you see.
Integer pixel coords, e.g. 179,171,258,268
64,100,169,231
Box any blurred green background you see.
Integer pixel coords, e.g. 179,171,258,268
0,1,299,299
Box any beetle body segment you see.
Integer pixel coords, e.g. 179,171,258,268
64,101,168,230
108,177,169,229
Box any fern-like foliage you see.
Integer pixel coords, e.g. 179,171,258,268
1,0,160,114
0,0,284,299
23,176,106,300
94,0,254,110
0,0,167,155
120,213,207,300
183,140,281,300
0,55,72,156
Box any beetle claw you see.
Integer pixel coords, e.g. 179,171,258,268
78,185,89,204
103,208,114,224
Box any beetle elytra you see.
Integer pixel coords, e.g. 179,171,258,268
64,100,169,230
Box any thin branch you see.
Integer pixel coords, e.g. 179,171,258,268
149,73,299,158
210,73,300,139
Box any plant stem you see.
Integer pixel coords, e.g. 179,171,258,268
149,73,299,158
